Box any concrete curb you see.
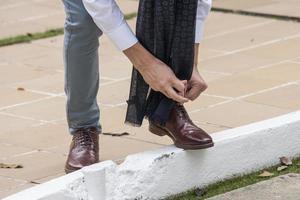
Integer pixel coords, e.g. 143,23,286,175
4,111,300,200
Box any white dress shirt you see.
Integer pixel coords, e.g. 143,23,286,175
83,0,212,51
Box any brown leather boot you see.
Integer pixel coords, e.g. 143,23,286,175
65,127,100,173
149,104,214,150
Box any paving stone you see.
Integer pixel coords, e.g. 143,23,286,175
213,0,276,11
32,172,65,184
99,134,164,161
32,36,64,49
98,79,131,106
0,43,57,64
185,94,229,111
247,2,300,18
204,73,283,98
0,143,34,160
240,37,300,62
0,62,56,86
292,58,300,63
197,46,226,61
0,0,138,38
117,0,139,14
208,173,300,200
243,62,300,83
0,22,46,39
0,176,27,192
10,72,65,95
30,13,65,31
22,50,64,71
0,3,60,23
245,84,300,110
0,86,46,108
0,182,36,199
0,124,69,153
204,13,271,37
0,151,65,181
213,0,300,18
123,121,228,146
4,97,65,122
197,69,230,82
190,100,291,127
200,51,275,74
99,35,133,79
0,114,37,135
100,105,128,133
123,125,173,146
204,20,300,52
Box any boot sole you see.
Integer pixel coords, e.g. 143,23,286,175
64,166,80,174
149,123,214,150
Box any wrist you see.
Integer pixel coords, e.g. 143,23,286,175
123,42,155,73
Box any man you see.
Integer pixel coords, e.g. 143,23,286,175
63,0,213,173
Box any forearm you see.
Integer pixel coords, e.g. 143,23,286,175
123,42,156,73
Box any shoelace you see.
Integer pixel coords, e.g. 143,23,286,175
75,128,95,147
176,104,191,122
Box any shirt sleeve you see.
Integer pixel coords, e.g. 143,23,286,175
195,0,212,43
82,0,138,51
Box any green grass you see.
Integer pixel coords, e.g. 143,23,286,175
211,7,300,23
164,157,300,200
0,12,137,47
124,12,137,20
0,28,64,47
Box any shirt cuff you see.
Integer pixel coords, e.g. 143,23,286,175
106,21,138,51
195,20,205,43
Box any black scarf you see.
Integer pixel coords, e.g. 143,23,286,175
125,0,198,126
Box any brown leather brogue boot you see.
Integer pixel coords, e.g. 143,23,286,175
149,104,214,150
65,127,100,173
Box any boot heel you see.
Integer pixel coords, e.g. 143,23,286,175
149,123,168,136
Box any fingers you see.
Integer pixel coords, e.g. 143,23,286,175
186,83,208,101
185,87,198,101
165,88,189,103
172,79,187,96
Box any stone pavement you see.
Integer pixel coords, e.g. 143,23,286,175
213,0,300,18
208,173,300,200
1,0,300,198
0,0,138,38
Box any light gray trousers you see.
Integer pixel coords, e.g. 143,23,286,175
62,0,102,134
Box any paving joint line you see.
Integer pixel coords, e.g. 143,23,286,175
100,76,131,86
0,111,56,124
242,99,295,111
204,20,275,40
193,120,233,129
189,81,300,114
204,55,300,78
211,7,300,23
16,88,60,97
201,69,232,76
287,60,300,64
0,96,56,111
237,81,299,99
201,33,300,62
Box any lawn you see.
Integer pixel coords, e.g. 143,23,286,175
164,157,300,200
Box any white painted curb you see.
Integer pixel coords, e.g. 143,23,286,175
4,111,300,200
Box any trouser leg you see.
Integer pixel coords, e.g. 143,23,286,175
62,0,103,134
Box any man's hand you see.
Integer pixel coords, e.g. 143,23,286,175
186,67,207,101
123,43,189,103
185,43,208,101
